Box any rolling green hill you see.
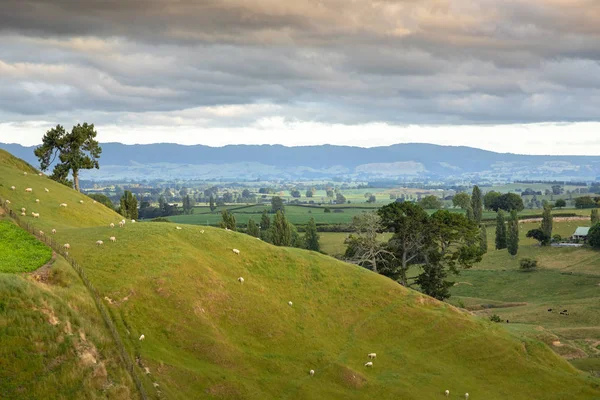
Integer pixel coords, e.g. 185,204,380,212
1,148,599,399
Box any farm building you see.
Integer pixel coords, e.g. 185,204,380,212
571,227,590,241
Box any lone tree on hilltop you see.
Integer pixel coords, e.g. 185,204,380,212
495,210,507,250
34,123,102,191
471,186,483,222
119,191,138,220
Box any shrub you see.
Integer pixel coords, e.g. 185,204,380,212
519,258,538,271
150,217,171,222
489,314,502,323
588,223,600,249
49,268,69,287
324,208,331,213
552,234,562,242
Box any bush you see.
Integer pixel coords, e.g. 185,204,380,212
552,234,562,242
489,314,502,323
150,217,171,222
588,223,600,249
49,267,69,287
519,257,538,271
324,208,331,213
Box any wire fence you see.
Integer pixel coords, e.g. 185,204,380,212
0,199,148,400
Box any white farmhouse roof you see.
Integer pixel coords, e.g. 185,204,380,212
573,227,590,237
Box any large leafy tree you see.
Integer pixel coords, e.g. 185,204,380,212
418,195,443,209
119,191,138,220
271,210,291,246
587,223,600,248
379,202,431,285
591,209,599,225
471,186,483,222
452,192,471,209
247,218,260,238
220,210,237,231
344,212,392,274
490,193,524,212
34,123,102,191
304,217,320,252
271,196,285,213
483,191,501,210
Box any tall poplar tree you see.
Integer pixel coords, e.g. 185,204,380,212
271,210,291,246
471,185,483,223
495,210,507,250
119,190,138,220
479,224,488,254
541,206,553,245
247,218,260,237
304,217,320,251
507,210,519,256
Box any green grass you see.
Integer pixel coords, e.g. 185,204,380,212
1,148,599,399
0,220,52,273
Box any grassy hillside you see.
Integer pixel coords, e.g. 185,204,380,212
0,219,52,272
1,148,599,399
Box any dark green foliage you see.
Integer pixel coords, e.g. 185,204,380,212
324,207,331,213
479,224,488,254
507,210,519,256
490,193,524,212
526,228,550,246
591,209,599,225
304,217,320,251
150,217,170,222
34,123,101,191
367,195,377,203
452,192,471,209
471,185,483,222
552,234,562,242
418,195,442,209
336,192,346,204
414,263,452,301
519,258,538,271
247,218,260,238
554,199,566,208
587,223,600,249
466,205,474,221
305,189,314,198
290,189,301,198
271,210,291,246
88,193,114,210
495,210,507,250
541,206,552,243
182,195,195,215
575,196,597,209
119,190,138,220
209,195,217,212
271,196,285,213
220,210,237,231
483,191,501,210
260,210,271,231
489,314,502,323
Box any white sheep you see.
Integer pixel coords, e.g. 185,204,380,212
23,172,27,176
35,199,40,203
445,390,450,397
109,236,116,242
110,223,115,228
79,200,84,204
368,353,376,359
44,188,49,192
176,226,182,230
32,213,40,218
21,212,25,216
465,394,469,400
93,200,97,204
39,231,44,236
153,382,159,388
119,221,124,228
139,334,145,341
21,207,26,212
63,243,71,250
309,369,315,376
232,248,240,255
288,301,293,306
144,367,150,375
51,229,57,234
238,277,244,284
5,199,10,204
25,188,32,192
96,240,104,246
364,361,373,367
39,173,43,176
59,203,68,207
200,230,205,234
131,219,136,223
10,186,15,190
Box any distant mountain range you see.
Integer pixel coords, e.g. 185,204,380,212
2,142,599,182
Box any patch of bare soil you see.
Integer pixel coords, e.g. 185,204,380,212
30,251,57,283
38,305,60,326
341,367,367,389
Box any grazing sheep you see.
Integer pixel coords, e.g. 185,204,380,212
93,200,97,204
364,362,373,367
144,367,150,375
119,221,124,228
225,227,230,231
176,226,182,230
288,301,293,306
44,188,49,192
35,199,40,203
23,172,27,176
232,248,240,255
5,199,10,204
63,243,71,250
445,389,450,397
238,277,244,284
368,353,376,359
39,173,43,176
153,382,159,388
110,223,115,228
60,203,68,207
39,231,44,236
465,393,469,399
109,236,116,242
96,240,104,246
52,229,56,234
21,207,26,212
309,369,315,376
131,219,136,223
21,212,26,216
32,213,40,218
10,186,15,190
25,188,33,193
79,200,84,204
139,334,145,341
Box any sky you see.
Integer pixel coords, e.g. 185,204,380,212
1,0,599,154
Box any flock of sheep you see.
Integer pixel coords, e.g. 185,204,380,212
5,172,475,398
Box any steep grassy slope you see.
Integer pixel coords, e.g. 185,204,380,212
1,149,599,399
0,219,52,272
0,219,135,398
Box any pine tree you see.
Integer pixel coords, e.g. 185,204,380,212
247,218,260,237
119,190,138,220
541,206,552,245
471,185,483,223
304,217,320,251
507,210,519,256
591,209,599,225
209,195,216,212
259,210,272,243
271,210,291,246
479,224,488,254
495,210,507,250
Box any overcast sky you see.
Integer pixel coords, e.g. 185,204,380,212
1,0,599,154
